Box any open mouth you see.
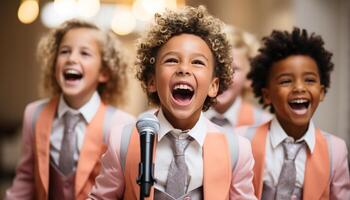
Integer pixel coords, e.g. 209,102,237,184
288,99,310,115
63,69,83,81
172,83,194,105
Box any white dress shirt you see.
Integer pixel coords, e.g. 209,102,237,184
50,92,101,167
205,97,242,134
263,117,316,188
154,109,207,193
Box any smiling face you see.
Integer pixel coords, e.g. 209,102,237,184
148,33,219,130
214,48,251,113
55,28,108,109
262,55,325,139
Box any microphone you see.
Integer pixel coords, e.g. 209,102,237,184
136,112,159,198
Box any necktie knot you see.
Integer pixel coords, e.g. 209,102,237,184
282,138,304,160
64,111,80,132
169,130,192,156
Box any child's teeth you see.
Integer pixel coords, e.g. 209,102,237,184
291,99,307,103
66,69,79,74
174,84,193,91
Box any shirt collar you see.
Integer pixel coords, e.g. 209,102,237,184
57,92,101,123
270,117,316,153
157,108,207,146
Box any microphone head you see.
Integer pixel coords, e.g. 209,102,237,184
136,112,160,135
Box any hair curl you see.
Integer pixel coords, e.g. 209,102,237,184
37,19,128,106
135,5,233,111
248,27,334,112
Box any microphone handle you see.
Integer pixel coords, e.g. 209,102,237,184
138,131,156,198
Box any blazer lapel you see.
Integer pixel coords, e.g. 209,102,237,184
251,122,269,199
35,97,58,194
303,129,330,200
203,133,231,200
75,102,106,196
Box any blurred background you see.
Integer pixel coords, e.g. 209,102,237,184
0,0,349,197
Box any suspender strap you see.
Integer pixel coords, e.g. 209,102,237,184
31,99,50,131
119,123,134,172
223,130,239,170
102,105,117,144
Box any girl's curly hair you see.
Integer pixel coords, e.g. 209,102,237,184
37,19,128,106
248,27,334,112
135,5,233,111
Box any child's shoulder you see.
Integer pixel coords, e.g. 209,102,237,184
107,107,136,123
318,129,348,152
24,98,51,117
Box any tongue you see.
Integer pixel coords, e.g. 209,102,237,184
290,103,308,115
173,93,191,105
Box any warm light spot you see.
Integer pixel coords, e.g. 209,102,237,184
77,0,100,19
111,6,136,35
18,0,39,24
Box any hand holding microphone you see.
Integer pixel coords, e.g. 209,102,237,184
136,113,159,198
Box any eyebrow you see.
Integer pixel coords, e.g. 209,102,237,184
275,73,292,79
160,51,210,62
275,71,319,79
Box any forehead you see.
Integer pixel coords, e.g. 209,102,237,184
157,33,213,58
269,55,320,78
61,28,101,48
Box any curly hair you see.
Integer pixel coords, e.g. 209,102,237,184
37,19,128,106
135,5,233,111
248,27,334,112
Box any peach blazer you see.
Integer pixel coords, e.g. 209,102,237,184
89,117,257,200
5,97,135,200
244,121,350,200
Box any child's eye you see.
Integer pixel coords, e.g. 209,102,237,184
192,59,205,66
279,79,292,85
59,49,70,54
81,51,91,56
305,78,317,83
164,58,178,64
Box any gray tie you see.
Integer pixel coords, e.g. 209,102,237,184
210,115,230,127
165,130,192,199
58,112,80,176
275,139,304,200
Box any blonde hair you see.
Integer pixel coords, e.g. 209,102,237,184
135,5,233,111
225,25,260,58
37,19,128,106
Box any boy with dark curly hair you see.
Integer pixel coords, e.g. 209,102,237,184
5,19,135,200
241,27,350,200
89,5,256,200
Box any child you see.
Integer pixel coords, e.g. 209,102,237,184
5,19,135,200
205,27,271,133
242,27,350,199
89,5,256,200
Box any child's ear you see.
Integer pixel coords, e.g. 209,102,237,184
262,88,272,106
147,75,157,93
319,85,325,101
98,69,110,83
208,77,219,97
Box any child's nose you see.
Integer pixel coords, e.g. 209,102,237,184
176,63,191,76
67,51,79,63
293,80,306,92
